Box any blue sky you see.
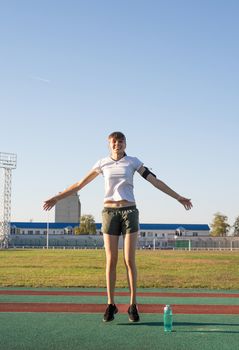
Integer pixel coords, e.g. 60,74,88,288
1,0,239,227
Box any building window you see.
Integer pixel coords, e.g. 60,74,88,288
28,230,33,235
193,232,198,237
140,232,146,237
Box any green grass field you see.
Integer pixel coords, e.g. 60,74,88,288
0,249,239,289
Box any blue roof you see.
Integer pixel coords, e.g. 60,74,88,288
139,223,210,231
11,222,79,229
11,222,209,231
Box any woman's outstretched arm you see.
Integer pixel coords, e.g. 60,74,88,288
43,169,99,211
137,166,193,210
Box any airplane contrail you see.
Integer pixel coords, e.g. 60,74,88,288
30,76,51,83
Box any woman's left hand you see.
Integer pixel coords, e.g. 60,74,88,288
177,196,193,210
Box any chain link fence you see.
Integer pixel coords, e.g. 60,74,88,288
138,237,239,250
7,234,239,250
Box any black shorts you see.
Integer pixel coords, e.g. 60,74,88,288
101,206,139,236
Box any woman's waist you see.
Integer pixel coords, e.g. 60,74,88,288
104,200,136,208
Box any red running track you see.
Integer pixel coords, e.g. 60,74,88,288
0,303,239,314
1,290,238,314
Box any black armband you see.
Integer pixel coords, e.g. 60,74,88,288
141,167,156,179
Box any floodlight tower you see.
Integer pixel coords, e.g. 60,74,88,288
0,152,17,248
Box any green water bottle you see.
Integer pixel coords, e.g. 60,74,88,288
164,305,173,332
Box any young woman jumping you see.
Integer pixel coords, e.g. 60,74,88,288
43,131,192,322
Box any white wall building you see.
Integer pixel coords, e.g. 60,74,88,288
55,193,81,224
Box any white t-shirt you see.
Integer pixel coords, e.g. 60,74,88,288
92,155,143,203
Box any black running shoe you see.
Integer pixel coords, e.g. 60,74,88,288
128,304,140,322
103,304,118,322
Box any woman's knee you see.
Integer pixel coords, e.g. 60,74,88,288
124,256,136,270
106,255,118,269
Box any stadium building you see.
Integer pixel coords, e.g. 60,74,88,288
10,222,210,249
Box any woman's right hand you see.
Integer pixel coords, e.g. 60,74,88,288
43,197,58,211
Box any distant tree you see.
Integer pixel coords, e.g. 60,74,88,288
210,212,230,237
232,216,239,236
74,227,81,235
76,214,96,235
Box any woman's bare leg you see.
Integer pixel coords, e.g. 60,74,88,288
123,231,138,305
103,233,119,304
